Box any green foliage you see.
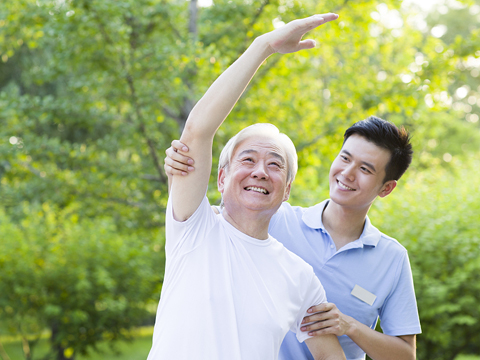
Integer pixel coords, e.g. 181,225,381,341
371,160,480,360
0,203,163,359
0,0,479,359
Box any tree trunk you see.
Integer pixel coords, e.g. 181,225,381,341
50,324,75,360
21,337,31,360
0,338,12,360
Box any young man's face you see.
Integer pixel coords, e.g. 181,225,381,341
329,134,396,211
218,135,291,215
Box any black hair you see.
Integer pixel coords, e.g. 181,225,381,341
343,116,413,183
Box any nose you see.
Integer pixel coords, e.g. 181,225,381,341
341,164,355,181
251,161,269,180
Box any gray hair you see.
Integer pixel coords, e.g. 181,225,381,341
218,123,298,185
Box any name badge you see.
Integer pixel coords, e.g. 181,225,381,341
351,284,376,306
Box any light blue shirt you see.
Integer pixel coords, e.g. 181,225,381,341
269,200,421,360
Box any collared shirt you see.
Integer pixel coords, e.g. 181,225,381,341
269,200,421,360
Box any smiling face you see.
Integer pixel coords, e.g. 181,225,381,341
329,134,397,211
218,135,292,217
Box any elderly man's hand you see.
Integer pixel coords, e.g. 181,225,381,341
260,13,338,56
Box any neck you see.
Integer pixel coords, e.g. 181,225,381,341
322,200,370,249
222,207,272,240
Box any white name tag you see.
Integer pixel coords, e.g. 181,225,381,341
351,285,376,306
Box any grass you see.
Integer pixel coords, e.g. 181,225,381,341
2,332,480,360
1,327,153,360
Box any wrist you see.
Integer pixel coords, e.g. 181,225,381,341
252,34,276,58
344,315,358,338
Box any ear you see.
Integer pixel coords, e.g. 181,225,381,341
378,180,397,198
217,168,226,193
283,182,292,202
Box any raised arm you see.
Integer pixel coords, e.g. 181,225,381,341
170,14,339,221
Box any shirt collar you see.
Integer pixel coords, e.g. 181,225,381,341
302,199,381,247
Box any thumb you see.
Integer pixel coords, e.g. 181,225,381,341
297,39,316,50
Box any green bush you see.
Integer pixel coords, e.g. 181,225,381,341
371,159,480,360
0,203,163,360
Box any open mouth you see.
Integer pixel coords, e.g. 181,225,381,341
337,180,355,191
245,186,269,194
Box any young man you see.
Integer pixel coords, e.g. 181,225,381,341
148,14,346,360
165,116,421,360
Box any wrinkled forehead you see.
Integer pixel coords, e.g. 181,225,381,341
232,135,288,161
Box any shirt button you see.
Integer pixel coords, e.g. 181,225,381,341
330,244,335,249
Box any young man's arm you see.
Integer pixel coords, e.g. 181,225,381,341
301,303,416,360
169,14,339,221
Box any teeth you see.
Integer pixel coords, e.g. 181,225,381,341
245,186,268,194
337,180,355,191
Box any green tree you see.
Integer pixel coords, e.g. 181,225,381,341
1,0,480,359
370,159,480,360
0,202,162,360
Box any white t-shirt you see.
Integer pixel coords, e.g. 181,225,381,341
147,196,327,360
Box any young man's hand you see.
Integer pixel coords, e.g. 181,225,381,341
301,302,354,337
164,140,194,177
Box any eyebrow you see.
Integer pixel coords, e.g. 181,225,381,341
341,149,376,172
238,149,286,164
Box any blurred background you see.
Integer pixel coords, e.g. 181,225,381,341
0,0,479,359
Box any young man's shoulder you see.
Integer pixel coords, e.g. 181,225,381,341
375,228,408,251
277,199,328,217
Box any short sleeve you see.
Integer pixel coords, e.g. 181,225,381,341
379,252,422,335
165,195,218,257
291,273,328,343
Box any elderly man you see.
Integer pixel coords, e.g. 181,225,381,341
147,14,345,360
165,33,421,360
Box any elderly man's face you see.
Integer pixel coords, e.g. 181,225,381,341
218,135,291,216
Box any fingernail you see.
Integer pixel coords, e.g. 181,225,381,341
307,309,313,313
188,167,195,171
301,327,306,331
182,147,188,152
182,172,188,176
188,159,194,165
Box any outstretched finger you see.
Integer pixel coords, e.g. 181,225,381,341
300,13,339,33
317,13,339,23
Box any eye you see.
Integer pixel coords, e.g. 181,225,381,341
242,157,254,163
340,155,349,161
361,166,372,174
269,161,281,167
